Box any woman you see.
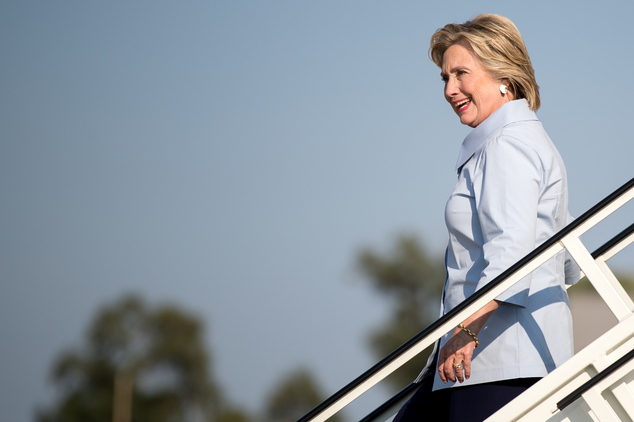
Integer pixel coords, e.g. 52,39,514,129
393,14,577,421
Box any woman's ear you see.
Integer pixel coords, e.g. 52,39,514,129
500,79,515,100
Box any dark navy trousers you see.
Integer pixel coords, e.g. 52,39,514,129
393,364,539,422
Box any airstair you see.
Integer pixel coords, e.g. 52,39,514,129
297,176,634,422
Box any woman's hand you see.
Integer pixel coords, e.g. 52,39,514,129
437,300,500,383
438,327,477,383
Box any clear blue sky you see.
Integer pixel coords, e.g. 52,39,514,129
2,1,633,421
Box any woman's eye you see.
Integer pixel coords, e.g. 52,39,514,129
457,70,466,76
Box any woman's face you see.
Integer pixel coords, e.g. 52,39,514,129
441,42,510,128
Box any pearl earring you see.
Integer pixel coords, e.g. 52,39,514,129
500,84,508,94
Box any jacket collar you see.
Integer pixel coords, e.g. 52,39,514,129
454,99,538,171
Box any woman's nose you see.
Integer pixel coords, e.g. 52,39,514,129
445,78,459,98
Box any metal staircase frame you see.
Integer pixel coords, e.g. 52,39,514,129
297,176,634,422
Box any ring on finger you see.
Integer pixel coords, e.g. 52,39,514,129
453,362,462,369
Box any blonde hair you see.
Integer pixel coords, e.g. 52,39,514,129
430,14,540,110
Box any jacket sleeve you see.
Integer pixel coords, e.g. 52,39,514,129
565,212,581,285
471,135,542,307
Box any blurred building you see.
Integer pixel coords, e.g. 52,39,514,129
569,290,621,353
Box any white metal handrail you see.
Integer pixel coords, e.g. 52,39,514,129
490,307,634,421
297,176,634,422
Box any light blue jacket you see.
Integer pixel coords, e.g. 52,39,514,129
423,99,577,390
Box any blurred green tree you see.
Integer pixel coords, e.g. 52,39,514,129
36,295,246,422
357,235,445,389
263,368,341,422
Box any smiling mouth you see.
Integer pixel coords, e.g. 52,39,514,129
455,98,471,112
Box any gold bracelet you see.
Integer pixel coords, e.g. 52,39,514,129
458,323,479,348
